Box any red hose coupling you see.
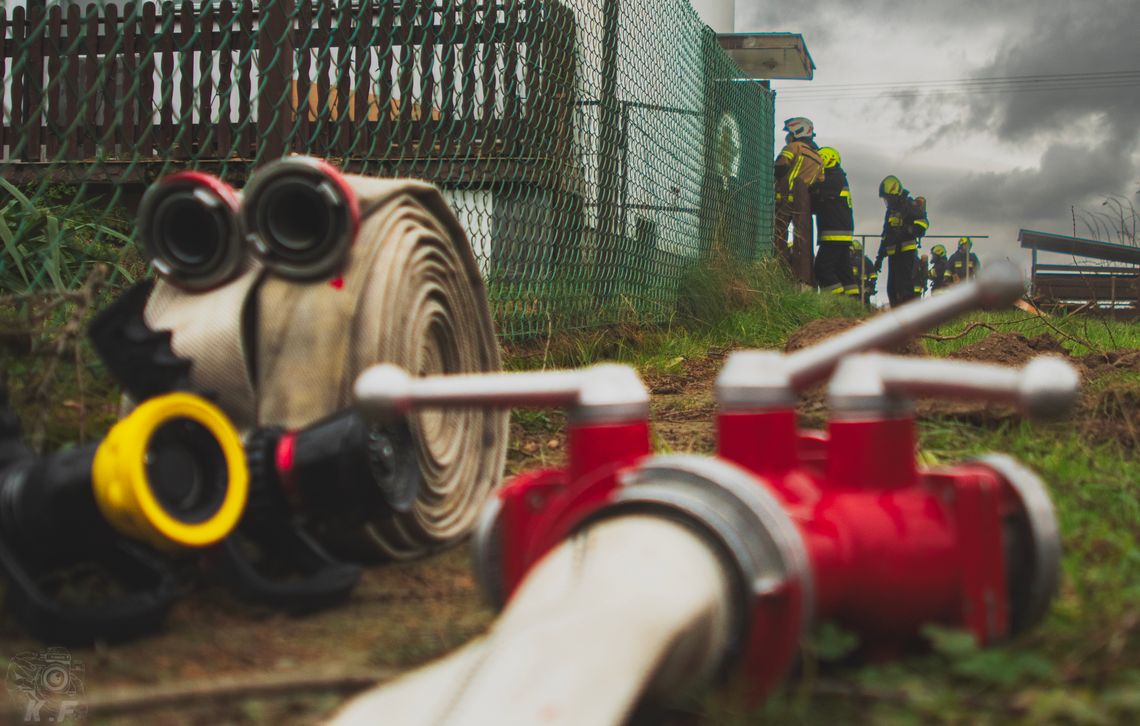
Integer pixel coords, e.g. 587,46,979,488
137,171,243,291
474,453,814,702
241,156,361,281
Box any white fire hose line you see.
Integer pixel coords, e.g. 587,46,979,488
330,515,736,726
145,177,508,560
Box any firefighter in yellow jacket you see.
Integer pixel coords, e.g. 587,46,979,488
774,117,823,286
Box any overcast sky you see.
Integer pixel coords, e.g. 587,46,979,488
737,0,1140,270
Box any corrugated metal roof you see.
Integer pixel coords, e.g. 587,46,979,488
1019,229,1140,266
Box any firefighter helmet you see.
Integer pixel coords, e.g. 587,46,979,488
879,175,903,198
782,117,815,140
818,147,841,169
931,244,947,257
958,236,973,249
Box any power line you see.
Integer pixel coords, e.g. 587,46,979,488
776,69,1140,93
777,79,1140,103
774,70,1140,101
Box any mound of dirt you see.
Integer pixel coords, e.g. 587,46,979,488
948,332,1070,367
783,321,1140,450
783,318,926,356
1079,348,1140,380
1085,382,1140,450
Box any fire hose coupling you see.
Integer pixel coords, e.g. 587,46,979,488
827,353,1082,418
611,456,814,693
717,261,1027,409
241,156,361,281
92,393,249,551
249,410,421,524
0,393,248,555
137,171,243,291
354,362,650,424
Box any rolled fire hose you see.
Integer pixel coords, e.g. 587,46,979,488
142,170,507,559
331,515,736,726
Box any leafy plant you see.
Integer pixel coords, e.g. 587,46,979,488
0,178,139,296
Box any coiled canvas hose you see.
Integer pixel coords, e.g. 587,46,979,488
144,177,508,560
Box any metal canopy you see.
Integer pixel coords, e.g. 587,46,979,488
716,32,815,80
1019,229,1140,266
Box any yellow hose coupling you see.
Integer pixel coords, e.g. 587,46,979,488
92,393,248,551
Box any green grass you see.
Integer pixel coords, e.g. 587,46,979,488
923,309,1140,357
505,258,867,373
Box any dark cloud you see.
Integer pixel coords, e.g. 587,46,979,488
965,0,1140,143
940,0,1140,229
941,140,1134,223
738,0,1040,39
742,0,1140,243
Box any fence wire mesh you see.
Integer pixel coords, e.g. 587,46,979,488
1,0,773,339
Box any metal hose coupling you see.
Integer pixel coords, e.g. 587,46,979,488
241,156,360,281
92,392,249,551
137,171,243,291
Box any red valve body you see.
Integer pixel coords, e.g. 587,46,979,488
490,405,1022,697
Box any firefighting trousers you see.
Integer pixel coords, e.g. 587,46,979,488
774,197,814,285
813,243,857,294
887,249,920,308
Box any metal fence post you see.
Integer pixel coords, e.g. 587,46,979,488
596,0,623,299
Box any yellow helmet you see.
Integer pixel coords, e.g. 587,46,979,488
819,147,841,169
879,175,903,198
931,244,947,257
958,236,972,249
852,240,863,253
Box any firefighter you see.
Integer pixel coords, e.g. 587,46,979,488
810,147,859,297
929,244,952,291
875,175,929,307
948,236,982,283
774,117,823,286
851,240,878,306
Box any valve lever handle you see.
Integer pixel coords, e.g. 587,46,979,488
355,363,649,423
718,262,1026,409
785,261,1025,390
828,353,1081,420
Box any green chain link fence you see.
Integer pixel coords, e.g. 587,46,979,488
1,0,773,339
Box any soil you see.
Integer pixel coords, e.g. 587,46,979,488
935,331,1139,448
3,324,1136,724
783,318,927,357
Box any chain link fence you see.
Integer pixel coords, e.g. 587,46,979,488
1,0,773,339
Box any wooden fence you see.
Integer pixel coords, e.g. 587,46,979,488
0,0,576,183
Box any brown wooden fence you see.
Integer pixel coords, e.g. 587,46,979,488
0,0,576,184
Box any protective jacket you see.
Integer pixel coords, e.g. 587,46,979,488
811,164,854,244
948,250,981,281
774,139,823,205
877,191,929,259
930,254,951,289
